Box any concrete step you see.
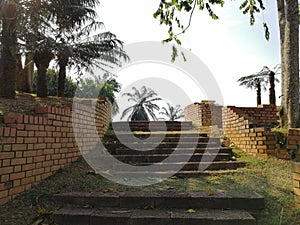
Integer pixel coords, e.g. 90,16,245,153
108,147,233,156
105,142,220,150
53,207,256,225
53,191,264,210
108,133,209,138
111,121,194,132
105,137,221,145
111,161,245,172
114,153,232,163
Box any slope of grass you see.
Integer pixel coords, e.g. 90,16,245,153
0,149,299,225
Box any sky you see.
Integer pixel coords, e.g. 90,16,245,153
93,0,282,120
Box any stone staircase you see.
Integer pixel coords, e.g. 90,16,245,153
53,191,264,225
52,122,263,225
102,130,244,177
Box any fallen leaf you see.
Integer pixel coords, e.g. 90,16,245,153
185,209,196,213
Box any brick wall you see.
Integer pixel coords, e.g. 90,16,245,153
222,105,290,159
184,101,223,128
0,97,111,205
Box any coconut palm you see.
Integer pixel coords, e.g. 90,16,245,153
237,74,267,105
257,65,280,105
56,28,128,97
121,86,162,121
238,66,280,106
159,102,184,121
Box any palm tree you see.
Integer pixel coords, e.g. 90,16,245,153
121,86,162,121
159,102,184,121
237,74,267,105
257,65,280,105
56,28,128,97
238,66,280,106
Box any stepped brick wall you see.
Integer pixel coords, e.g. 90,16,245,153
184,101,223,128
222,105,289,159
0,97,111,205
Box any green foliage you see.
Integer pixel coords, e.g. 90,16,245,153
33,69,77,97
154,0,270,58
76,74,121,114
121,86,162,121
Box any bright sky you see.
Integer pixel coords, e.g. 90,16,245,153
95,0,282,117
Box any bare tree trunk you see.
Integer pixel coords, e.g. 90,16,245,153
24,52,34,93
277,0,300,128
15,53,23,91
0,0,18,98
269,71,276,105
57,58,68,97
33,51,53,98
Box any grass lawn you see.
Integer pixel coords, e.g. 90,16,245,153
0,148,299,225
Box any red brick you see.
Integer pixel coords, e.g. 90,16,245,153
17,131,28,137
35,131,46,137
14,165,21,172
0,190,8,198
0,152,14,159
1,138,15,144
10,172,25,180
44,138,55,143
24,138,38,144
11,158,26,166
35,107,48,114
22,164,36,171
1,175,9,182
3,114,23,124
32,168,44,176
4,128,10,137
21,177,35,185
16,137,24,143
34,143,46,150
12,144,27,151
9,186,25,196
2,159,11,167
25,125,39,131
0,167,14,175
34,156,45,163
38,125,45,131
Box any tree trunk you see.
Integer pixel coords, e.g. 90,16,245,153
269,71,276,105
24,52,34,93
277,0,300,128
256,82,262,105
15,53,26,92
57,58,68,97
33,51,53,98
0,0,18,98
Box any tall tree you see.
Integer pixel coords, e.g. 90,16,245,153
0,0,19,98
121,86,162,121
277,0,299,127
154,0,299,128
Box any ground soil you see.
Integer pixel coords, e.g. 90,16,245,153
0,92,73,115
